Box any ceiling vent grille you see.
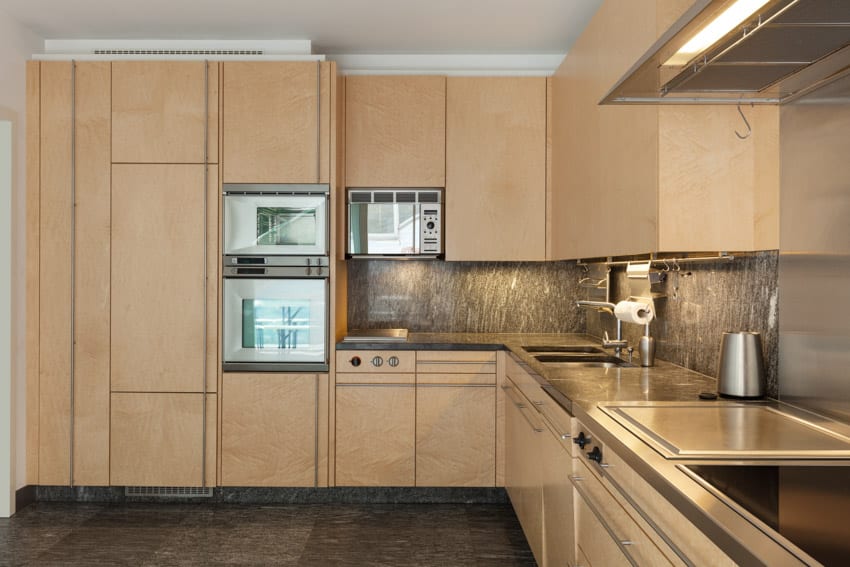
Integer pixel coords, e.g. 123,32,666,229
93,49,264,56
125,486,214,498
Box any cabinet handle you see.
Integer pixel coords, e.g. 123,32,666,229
569,475,638,567
602,467,695,567
513,401,544,433
532,400,544,406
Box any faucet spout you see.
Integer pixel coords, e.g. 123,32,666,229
577,301,627,356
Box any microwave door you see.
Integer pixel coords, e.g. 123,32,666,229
224,194,328,256
223,277,328,370
350,202,418,255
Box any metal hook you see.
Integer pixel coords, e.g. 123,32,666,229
662,260,671,272
673,259,681,272
735,101,752,140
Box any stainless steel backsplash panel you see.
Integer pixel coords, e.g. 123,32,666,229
779,70,850,423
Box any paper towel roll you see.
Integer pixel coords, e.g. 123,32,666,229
614,300,654,325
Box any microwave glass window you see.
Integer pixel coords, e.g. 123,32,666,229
354,203,416,254
256,207,317,246
241,298,311,350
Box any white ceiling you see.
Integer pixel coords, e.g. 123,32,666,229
1,0,603,56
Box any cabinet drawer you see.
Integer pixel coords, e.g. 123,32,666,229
573,457,672,567
335,350,416,373
416,350,497,374
505,355,546,405
336,372,414,385
417,372,495,385
537,393,573,452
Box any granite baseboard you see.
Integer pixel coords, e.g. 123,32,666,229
15,484,37,511
36,486,509,505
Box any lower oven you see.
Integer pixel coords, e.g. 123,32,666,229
223,266,328,372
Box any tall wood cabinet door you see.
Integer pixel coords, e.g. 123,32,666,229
112,61,219,164
446,77,547,261
345,76,446,187
110,393,216,486
541,428,576,567
36,61,112,485
221,373,319,487
335,385,415,486
222,61,331,183
111,164,218,393
416,386,495,487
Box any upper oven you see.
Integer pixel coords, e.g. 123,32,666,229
223,183,329,261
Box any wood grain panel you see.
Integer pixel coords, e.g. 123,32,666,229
415,349,497,375
72,62,111,485
541,423,575,567
112,61,218,164
316,373,329,487
345,76,446,187
111,164,217,393
222,62,321,183
335,385,415,486
416,373,495,385
657,105,779,251
38,61,73,485
446,77,546,261
319,62,332,184
335,372,415,385
110,393,216,487
416,386,496,487
221,373,317,487
415,350,496,363
25,61,40,484
496,351,506,487
335,350,415,373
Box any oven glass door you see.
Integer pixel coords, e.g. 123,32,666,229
348,202,419,255
223,277,327,368
224,194,328,256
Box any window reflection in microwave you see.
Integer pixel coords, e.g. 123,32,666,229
256,207,317,246
242,299,310,350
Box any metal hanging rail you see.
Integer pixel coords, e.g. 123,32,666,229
578,252,735,268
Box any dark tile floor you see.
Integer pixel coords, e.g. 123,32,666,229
0,503,537,566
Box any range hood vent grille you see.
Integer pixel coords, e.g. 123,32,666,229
603,0,850,104
93,49,264,56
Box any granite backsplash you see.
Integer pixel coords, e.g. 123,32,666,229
347,251,780,396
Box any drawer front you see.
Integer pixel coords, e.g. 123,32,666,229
538,394,573,451
575,492,632,567
573,457,673,567
335,350,416,373
417,372,495,385
505,355,545,404
416,350,497,374
336,372,415,385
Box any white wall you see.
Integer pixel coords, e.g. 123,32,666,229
0,7,44,510
1,120,12,516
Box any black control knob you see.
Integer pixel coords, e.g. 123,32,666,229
350,356,362,367
426,221,435,230
587,446,603,463
574,431,590,449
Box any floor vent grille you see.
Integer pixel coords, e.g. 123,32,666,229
125,486,214,498
93,49,264,56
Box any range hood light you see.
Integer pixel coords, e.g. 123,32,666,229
663,0,772,67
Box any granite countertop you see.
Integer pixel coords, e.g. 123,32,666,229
337,332,718,411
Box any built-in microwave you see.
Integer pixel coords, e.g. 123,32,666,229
223,184,329,263
347,188,443,258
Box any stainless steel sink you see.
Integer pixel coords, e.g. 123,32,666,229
532,353,634,368
523,345,606,354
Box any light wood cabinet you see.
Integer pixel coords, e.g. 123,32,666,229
111,61,218,164
549,0,779,259
110,163,217,394
222,61,332,183
335,382,416,486
345,75,446,187
446,77,547,261
110,393,216,487
221,373,327,487
541,415,576,567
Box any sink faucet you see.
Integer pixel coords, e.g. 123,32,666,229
576,300,628,357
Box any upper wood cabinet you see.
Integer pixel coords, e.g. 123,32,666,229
446,77,547,261
222,61,332,184
112,61,218,164
549,0,779,259
345,75,446,187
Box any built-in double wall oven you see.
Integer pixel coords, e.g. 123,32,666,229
222,184,330,372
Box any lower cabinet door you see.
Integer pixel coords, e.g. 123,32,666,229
110,393,216,487
221,373,320,487
541,427,575,567
415,385,496,487
335,385,415,486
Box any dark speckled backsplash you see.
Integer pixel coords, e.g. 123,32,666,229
347,252,779,396
347,260,586,333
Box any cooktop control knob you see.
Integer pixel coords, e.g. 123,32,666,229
388,356,400,368
574,431,590,449
349,356,362,367
371,356,384,368
587,446,603,463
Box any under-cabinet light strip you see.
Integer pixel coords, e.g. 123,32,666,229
69,60,76,487
201,60,209,489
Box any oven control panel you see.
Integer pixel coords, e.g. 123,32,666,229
420,206,442,255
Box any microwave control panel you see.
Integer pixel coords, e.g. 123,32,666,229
420,206,442,254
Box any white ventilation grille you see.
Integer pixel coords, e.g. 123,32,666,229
125,486,214,498
93,49,263,56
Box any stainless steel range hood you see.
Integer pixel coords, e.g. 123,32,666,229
602,0,850,104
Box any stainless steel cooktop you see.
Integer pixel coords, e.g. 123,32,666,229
599,401,850,460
